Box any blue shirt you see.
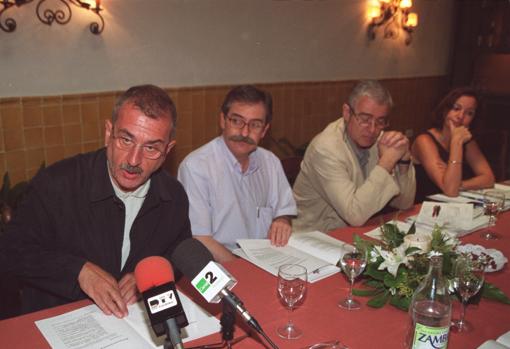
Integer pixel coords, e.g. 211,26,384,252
178,136,297,250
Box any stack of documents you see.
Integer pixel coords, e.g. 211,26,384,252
364,202,488,239
35,292,220,349
235,231,353,283
413,201,489,236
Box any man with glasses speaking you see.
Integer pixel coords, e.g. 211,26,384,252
293,80,416,233
0,85,191,317
178,85,297,263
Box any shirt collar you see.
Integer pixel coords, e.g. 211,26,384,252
218,136,259,175
340,118,369,169
109,168,151,200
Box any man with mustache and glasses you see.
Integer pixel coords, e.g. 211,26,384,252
0,85,191,318
293,80,416,233
178,85,297,263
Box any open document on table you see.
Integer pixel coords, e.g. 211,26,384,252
235,231,353,283
35,291,220,349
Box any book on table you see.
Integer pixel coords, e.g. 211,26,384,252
235,231,353,283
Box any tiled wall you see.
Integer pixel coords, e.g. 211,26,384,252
0,76,447,185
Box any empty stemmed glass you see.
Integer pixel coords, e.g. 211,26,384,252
338,247,367,310
277,264,307,339
451,255,485,332
480,190,505,240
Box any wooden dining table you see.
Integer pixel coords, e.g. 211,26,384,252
0,204,509,349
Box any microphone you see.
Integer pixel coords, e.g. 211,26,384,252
170,239,262,333
134,256,188,349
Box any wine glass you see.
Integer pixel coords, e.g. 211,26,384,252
451,255,485,332
338,248,367,310
480,190,505,240
277,264,307,339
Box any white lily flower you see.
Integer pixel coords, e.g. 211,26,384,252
428,250,443,257
375,244,412,277
443,230,459,247
370,249,379,263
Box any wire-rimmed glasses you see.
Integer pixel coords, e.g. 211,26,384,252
111,132,167,160
226,115,266,133
347,104,389,130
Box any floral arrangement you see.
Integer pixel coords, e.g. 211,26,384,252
352,222,510,311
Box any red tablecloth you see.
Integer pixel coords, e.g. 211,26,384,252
1,205,509,349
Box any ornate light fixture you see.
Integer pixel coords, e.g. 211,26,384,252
367,0,418,45
0,0,104,35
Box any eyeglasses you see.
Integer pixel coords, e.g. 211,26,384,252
111,132,166,160
348,105,389,129
226,115,266,133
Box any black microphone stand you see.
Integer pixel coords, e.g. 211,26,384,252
188,301,249,349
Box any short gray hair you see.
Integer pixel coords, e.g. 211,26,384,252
112,84,177,139
348,80,393,109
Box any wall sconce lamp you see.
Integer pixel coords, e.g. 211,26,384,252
367,0,418,45
0,0,104,35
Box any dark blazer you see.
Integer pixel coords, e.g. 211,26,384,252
0,148,191,313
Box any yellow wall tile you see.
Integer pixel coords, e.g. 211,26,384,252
44,126,64,146
82,103,99,124
4,128,24,151
64,144,82,157
21,97,42,106
26,148,45,170
8,169,27,185
99,95,115,121
6,150,26,171
43,105,62,126
0,153,5,177
23,106,43,127
83,141,101,153
25,128,44,149
63,124,82,145
1,106,23,129
82,122,100,142
45,146,65,165
63,104,81,124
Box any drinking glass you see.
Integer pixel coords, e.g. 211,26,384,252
277,264,307,339
338,248,367,310
480,190,505,240
451,256,485,332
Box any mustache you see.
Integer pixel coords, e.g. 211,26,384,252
228,135,256,145
120,163,143,174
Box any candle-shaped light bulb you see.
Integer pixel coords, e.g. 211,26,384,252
400,0,412,9
406,12,418,27
368,0,382,19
